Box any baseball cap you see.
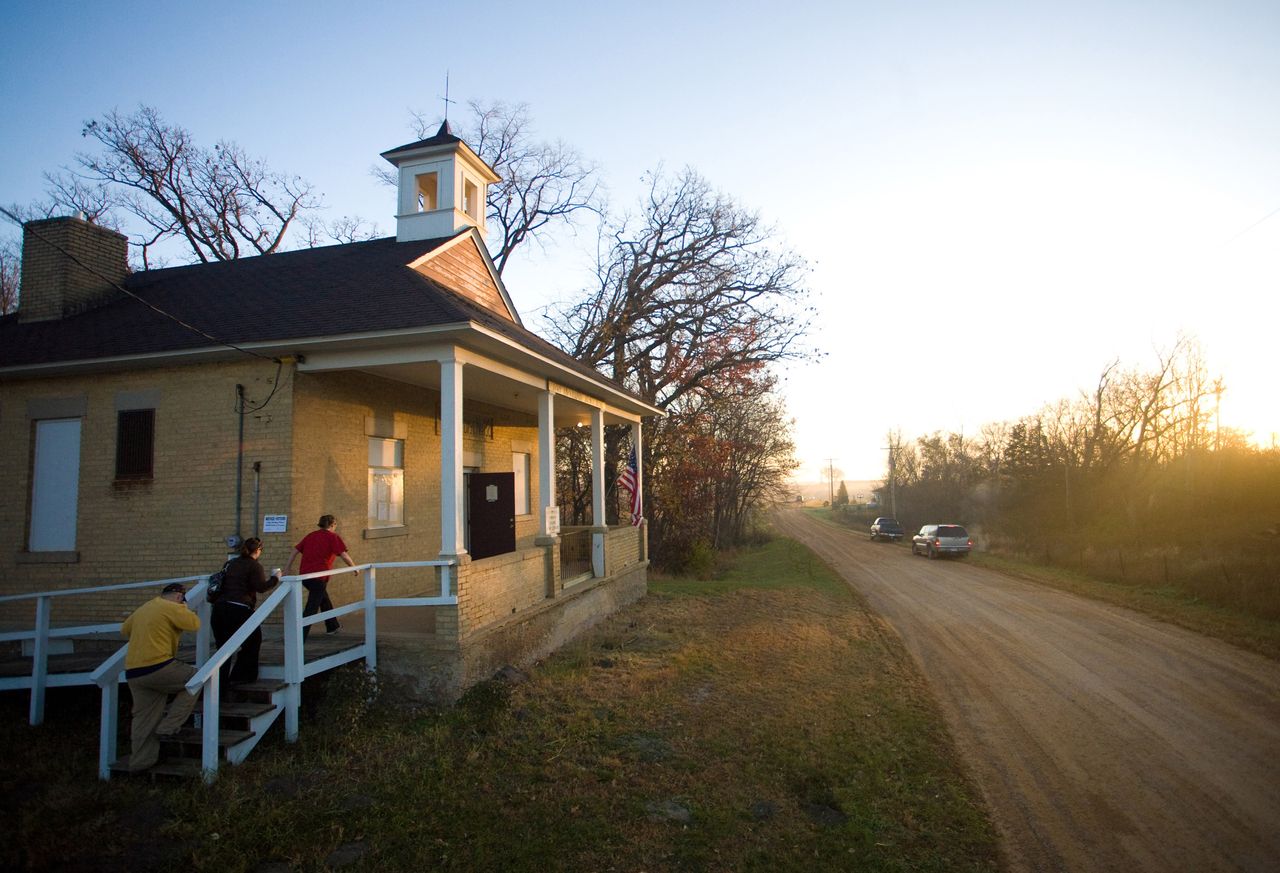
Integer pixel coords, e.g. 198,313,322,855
162,583,187,595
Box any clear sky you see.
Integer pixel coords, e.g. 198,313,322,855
3,0,1277,481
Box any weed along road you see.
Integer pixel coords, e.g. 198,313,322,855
774,509,1280,873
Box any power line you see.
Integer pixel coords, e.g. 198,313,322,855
3,207,287,415
1,206,279,364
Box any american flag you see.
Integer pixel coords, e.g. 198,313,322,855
617,449,643,526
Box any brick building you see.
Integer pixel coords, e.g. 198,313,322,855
0,124,658,699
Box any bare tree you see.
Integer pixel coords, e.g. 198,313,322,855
547,167,813,410
39,172,117,225
298,214,382,247
0,238,19,314
378,100,601,274
66,106,322,267
544,167,812,565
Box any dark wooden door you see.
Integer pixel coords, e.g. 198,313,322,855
467,472,516,560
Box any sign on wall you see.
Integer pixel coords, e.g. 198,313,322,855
545,506,561,536
262,514,288,533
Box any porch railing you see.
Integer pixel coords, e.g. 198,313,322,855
0,575,209,726
559,528,593,580
3,560,457,782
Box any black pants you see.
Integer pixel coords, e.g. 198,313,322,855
303,578,340,639
211,600,261,684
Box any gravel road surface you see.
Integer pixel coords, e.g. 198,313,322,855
775,509,1280,872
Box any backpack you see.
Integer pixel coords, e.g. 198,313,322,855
206,560,231,603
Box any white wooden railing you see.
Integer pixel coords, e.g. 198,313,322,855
0,575,209,726
3,560,457,782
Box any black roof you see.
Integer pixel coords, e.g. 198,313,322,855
0,234,620,394
380,120,464,162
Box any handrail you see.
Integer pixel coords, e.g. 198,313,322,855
0,624,121,643
88,579,211,687
0,574,208,603
183,580,292,693
6,557,457,780
182,561,453,692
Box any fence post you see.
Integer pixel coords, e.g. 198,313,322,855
29,595,51,726
282,579,304,742
201,672,220,782
196,600,212,669
363,567,377,673
98,679,120,780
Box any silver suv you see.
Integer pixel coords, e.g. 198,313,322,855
911,524,972,559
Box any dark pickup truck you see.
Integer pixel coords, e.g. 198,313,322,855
870,517,905,542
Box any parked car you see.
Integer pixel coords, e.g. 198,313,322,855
870,517,905,542
911,524,973,559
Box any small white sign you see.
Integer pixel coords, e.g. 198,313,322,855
545,506,561,536
262,514,288,533
485,484,499,503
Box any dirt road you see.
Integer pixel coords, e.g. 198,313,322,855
775,510,1280,872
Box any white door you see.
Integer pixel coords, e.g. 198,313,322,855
29,418,81,551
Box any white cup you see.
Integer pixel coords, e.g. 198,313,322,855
272,568,282,579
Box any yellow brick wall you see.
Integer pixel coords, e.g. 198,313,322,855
289,368,542,617
0,359,294,626
454,547,551,639
1,360,551,634
606,525,643,570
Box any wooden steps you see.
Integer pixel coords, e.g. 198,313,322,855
108,679,289,776
109,755,203,779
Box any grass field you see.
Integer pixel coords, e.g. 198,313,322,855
812,507,1280,662
1,536,1002,872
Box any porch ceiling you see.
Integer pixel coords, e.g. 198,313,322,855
294,324,659,426
357,360,633,427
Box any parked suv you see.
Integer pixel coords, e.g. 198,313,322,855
870,517,905,542
911,524,973,559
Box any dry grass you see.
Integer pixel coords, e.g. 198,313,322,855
1,537,1001,872
968,551,1280,661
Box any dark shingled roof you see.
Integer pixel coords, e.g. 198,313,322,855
380,120,464,162
0,234,621,394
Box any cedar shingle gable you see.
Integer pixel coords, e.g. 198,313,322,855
414,236,513,322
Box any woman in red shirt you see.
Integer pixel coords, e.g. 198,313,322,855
284,514,355,639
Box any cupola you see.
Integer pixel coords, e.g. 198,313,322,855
380,121,501,242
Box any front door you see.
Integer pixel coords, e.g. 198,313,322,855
467,472,515,560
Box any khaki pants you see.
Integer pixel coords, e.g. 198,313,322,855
127,660,199,770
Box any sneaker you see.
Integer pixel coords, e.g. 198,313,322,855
325,624,342,635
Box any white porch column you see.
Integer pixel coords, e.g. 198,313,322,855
537,390,557,540
591,407,605,525
440,357,467,557
591,407,606,576
631,421,644,522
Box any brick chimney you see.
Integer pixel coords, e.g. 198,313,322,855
18,215,129,322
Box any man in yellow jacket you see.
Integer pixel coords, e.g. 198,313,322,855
120,582,201,771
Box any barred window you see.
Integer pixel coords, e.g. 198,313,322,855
115,409,155,479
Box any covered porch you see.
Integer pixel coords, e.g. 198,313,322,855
294,325,656,695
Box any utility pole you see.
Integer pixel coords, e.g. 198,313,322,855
824,458,836,506
881,443,897,517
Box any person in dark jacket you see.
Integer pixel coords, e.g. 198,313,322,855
210,537,280,685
